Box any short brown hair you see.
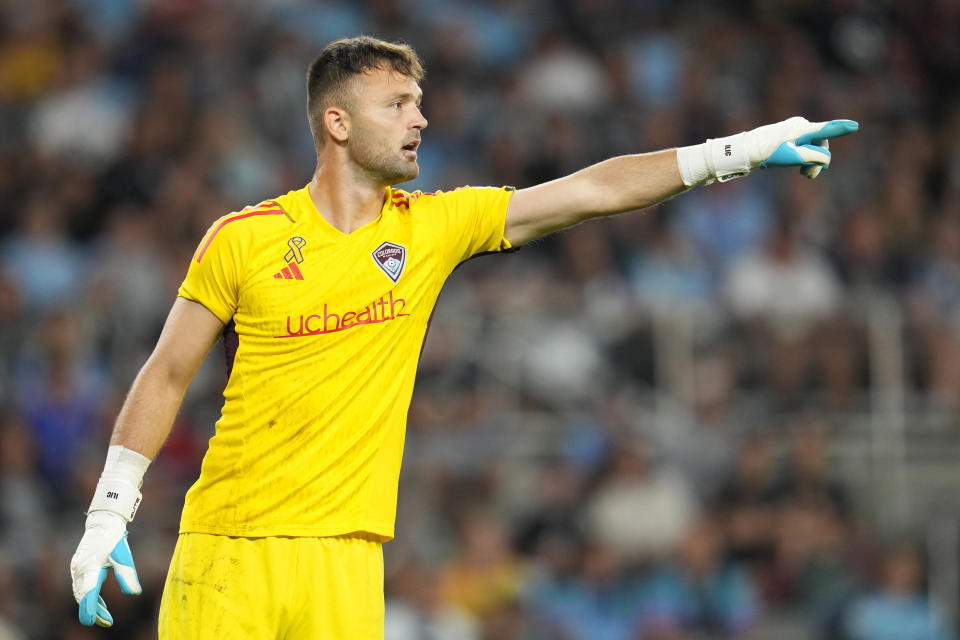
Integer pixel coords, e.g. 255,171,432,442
306,36,425,144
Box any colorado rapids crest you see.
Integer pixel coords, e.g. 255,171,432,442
372,241,406,283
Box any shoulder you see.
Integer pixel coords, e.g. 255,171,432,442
195,199,292,262
211,199,292,234
438,186,515,199
393,186,514,211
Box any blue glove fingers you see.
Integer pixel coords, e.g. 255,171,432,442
800,143,831,169
801,143,830,157
95,595,115,628
761,142,832,169
79,567,112,627
110,534,142,596
760,142,806,168
796,119,859,146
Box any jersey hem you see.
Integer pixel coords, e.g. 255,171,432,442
178,520,395,541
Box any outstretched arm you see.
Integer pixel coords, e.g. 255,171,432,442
504,117,858,246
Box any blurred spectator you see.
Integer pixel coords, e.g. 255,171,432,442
725,212,844,406
673,180,773,275
776,421,851,521
641,517,761,639
834,202,889,294
1,196,84,312
518,31,611,113
908,213,960,409
514,458,584,559
17,309,104,492
412,0,537,67
0,4,61,105
584,438,697,562
714,432,780,575
659,349,741,494
774,500,860,636
439,508,527,619
386,561,479,640
845,544,955,640
477,598,532,640
726,213,841,329
0,551,24,640
0,270,22,405
531,540,645,640
28,36,131,166
0,414,53,574
623,32,685,109
522,318,606,407
628,209,715,315
86,205,170,384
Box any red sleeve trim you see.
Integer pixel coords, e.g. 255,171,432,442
195,208,286,263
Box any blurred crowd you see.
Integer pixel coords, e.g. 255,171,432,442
0,0,959,638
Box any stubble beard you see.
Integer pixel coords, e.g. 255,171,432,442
351,128,419,186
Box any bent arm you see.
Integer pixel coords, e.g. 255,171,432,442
109,297,225,459
504,149,685,246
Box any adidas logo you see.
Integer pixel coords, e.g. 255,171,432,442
273,262,304,280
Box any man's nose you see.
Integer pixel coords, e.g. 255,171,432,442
413,108,427,130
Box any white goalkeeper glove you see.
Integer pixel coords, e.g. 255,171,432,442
676,116,859,186
70,445,150,627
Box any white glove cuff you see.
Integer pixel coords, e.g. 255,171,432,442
705,132,752,182
677,132,754,186
87,445,150,522
676,144,713,187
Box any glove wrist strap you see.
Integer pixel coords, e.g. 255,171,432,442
677,133,754,186
87,446,150,522
705,132,752,182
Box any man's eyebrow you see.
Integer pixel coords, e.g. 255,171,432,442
390,91,423,105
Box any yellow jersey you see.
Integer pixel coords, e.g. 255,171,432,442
176,184,514,539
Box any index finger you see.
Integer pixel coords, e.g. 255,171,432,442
797,119,860,146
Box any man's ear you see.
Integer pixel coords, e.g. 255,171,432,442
324,106,350,144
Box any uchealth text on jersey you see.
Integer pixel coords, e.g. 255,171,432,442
277,292,410,337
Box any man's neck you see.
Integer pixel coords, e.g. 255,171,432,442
308,163,388,235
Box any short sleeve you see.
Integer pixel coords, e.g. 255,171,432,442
432,186,515,268
177,216,245,325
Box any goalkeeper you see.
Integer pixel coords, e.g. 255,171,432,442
69,36,857,639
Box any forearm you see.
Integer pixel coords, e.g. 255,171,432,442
108,356,191,460
565,149,686,218
505,149,685,245
106,297,224,459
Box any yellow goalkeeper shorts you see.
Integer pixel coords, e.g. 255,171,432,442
158,532,384,640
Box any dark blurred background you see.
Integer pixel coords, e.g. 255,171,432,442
1,0,959,638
